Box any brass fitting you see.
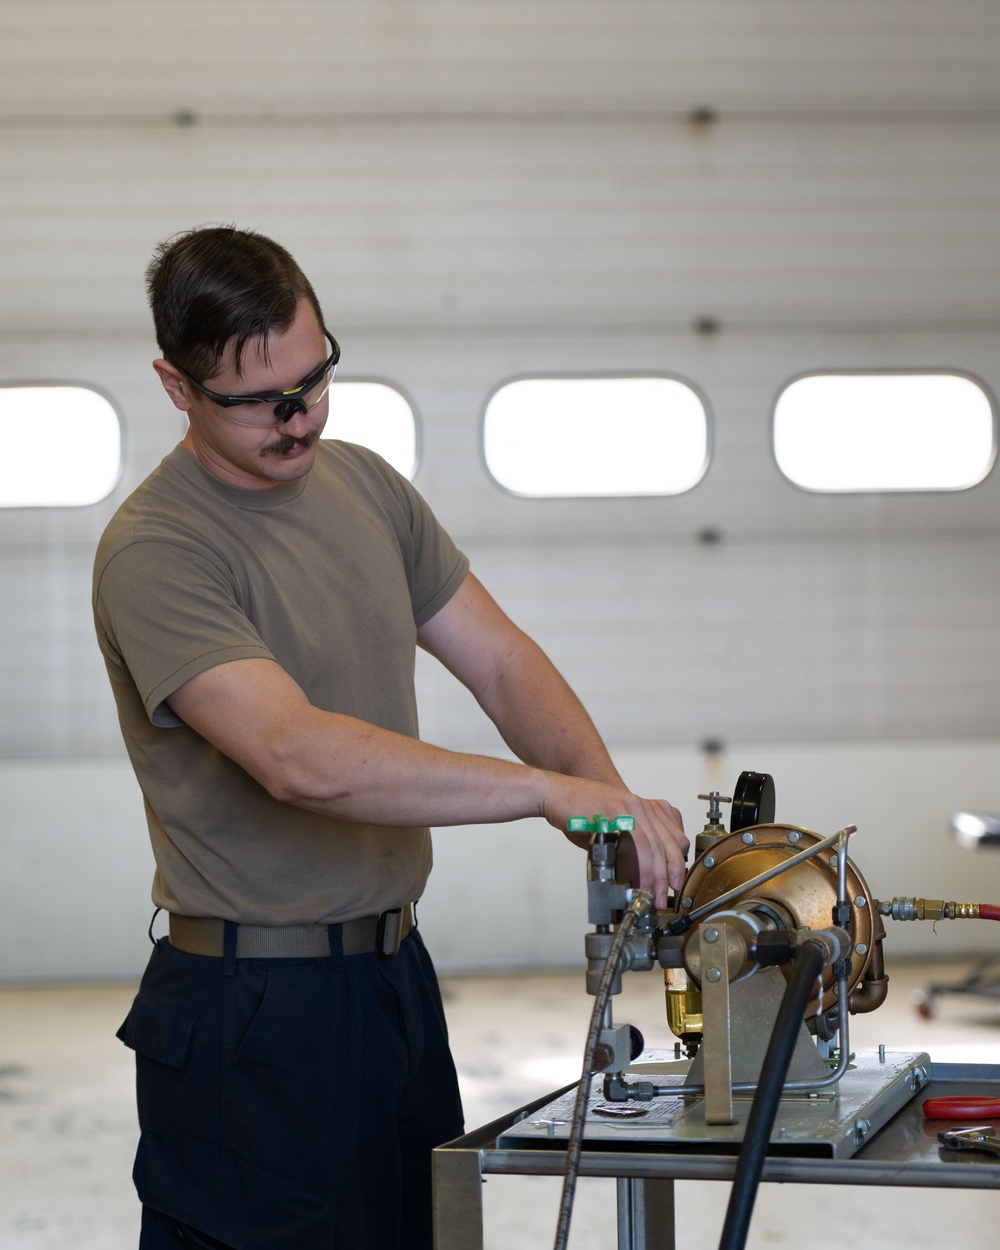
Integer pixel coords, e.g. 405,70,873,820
875,897,981,922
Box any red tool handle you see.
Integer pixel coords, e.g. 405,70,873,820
923,1097,1000,1120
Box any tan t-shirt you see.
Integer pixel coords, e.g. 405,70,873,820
93,441,469,924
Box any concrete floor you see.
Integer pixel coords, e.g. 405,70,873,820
2,956,999,1249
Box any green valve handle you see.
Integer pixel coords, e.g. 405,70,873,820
566,814,636,835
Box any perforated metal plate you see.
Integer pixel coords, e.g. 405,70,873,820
498,1050,930,1160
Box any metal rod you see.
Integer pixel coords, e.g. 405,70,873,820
837,833,849,910
682,825,857,927
781,973,851,1092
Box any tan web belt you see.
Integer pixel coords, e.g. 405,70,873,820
168,904,413,960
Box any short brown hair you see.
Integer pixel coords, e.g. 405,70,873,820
145,226,325,381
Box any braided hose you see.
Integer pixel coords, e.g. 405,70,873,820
553,890,654,1250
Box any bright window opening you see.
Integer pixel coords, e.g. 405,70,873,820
322,381,417,480
483,377,708,496
0,385,121,507
773,373,996,492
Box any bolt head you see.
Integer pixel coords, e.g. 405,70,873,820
855,896,868,907
787,831,801,844
704,928,720,943
703,856,716,869
706,967,723,983
741,832,754,845
681,896,694,909
856,943,869,955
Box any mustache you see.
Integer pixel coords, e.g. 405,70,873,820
260,429,319,456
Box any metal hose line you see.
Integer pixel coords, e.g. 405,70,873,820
553,891,654,1250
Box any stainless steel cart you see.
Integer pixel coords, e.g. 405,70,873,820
433,1061,1000,1250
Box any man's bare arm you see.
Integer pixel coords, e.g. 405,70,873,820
418,573,688,899
166,656,685,890
166,576,688,904
417,573,625,782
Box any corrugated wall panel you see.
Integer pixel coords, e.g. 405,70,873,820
2,1,999,115
1,121,998,331
2,329,998,756
0,3,998,763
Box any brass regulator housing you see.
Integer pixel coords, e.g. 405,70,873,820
676,822,875,1016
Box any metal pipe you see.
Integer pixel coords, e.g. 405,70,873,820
836,832,849,909
849,913,889,1014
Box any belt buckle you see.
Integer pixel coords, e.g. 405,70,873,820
375,907,403,960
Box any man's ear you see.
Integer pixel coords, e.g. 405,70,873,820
153,359,194,412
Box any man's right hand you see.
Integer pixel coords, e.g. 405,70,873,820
539,775,688,909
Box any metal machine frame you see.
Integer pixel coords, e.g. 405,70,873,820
433,776,1000,1249
433,1062,1000,1250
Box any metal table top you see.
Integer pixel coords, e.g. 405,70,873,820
437,1062,1000,1188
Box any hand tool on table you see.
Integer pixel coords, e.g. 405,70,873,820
937,1125,1000,1157
923,1096,1000,1120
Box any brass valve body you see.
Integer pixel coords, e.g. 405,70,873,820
675,823,875,1016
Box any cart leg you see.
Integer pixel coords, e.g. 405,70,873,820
617,1177,676,1250
433,1147,484,1250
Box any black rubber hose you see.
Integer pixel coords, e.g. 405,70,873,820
717,938,827,1250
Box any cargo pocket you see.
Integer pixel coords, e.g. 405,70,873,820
136,1119,333,1250
117,993,195,1069
117,992,201,1140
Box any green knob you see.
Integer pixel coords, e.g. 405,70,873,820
566,814,635,834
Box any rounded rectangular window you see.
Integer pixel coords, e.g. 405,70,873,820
773,372,997,492
0,385,122,507
322,381,418,480
483,376,709,497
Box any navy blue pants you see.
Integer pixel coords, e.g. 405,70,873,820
118,927,464,1250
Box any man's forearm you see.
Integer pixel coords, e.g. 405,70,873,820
275,706,691,902
273,706,557,827
416,571,623,787
168,643,689,901
475,631,624,786
167,656,551,828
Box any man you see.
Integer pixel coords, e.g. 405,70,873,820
93,226,687,1250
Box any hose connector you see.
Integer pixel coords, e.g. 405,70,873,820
625,888,655,920
875,897,981,922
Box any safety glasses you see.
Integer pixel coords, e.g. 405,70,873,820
177,333,340,427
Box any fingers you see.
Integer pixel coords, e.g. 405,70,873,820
544,776,689,911
626,796,688,909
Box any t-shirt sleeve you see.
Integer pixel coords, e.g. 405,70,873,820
95,539,275,727
384,465,470,627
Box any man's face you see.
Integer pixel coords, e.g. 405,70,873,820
155,300,332,490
